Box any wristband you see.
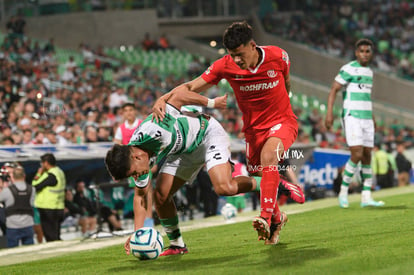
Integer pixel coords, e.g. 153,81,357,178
207,98,215,108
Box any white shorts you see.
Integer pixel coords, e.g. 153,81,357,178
343,116,374,147
160,117,230,183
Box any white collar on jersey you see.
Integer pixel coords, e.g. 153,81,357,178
248,46,265,74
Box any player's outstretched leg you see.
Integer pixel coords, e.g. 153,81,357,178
265,212,288,245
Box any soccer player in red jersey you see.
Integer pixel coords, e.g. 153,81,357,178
153,21,303,245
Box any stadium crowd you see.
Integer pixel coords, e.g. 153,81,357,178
262,0,414,80
1,26,413,151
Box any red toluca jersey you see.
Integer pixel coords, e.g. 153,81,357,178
201,46,296,134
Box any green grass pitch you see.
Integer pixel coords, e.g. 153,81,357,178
1,187,414,275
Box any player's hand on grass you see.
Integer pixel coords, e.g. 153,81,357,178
214,94,228,109
152,98,167,122
124,236,131,255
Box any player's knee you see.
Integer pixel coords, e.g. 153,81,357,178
153,190,169,208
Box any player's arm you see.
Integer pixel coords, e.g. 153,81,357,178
325,81,343,130
152,76,214,122
125,186,149,255
133,187,148,230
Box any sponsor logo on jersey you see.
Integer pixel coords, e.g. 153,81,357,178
205,65,213,75
267,70,277,78
358,83,372,90
171,128,183,154
239,80,279,92
271,123,282,131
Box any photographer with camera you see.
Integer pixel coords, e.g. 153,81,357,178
0,162,19,237
0,164,35,248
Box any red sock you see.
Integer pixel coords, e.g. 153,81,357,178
260,166,280,223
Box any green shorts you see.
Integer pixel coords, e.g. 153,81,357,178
226,196,246,210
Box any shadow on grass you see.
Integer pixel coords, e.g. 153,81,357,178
108,254,250,273
264,243,336,267
108,244,336,273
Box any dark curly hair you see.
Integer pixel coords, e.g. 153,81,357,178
105,144,132,180
223,21,253,50
355,38,373,49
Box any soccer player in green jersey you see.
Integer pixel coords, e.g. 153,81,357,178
325,38,384,208
105,90,259,256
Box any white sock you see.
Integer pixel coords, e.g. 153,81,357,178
339,185,349,197
361,190,372,203
169,236,185,247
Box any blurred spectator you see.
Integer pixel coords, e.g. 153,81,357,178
6,15,26,40
372,143,394,189
85,125,98,142
187,56,204,78
113,102,142,145
141,32,157,51
62,56,77,82
0,165,35,248
43,38,55,54
158,33,172,50
32,153,66,242
109,86,129,110
197,166,218,218
56,125,71,145
97,126,111,142
73,180,97,236
395,141,412,187
62,188,82,229
63,187,97,236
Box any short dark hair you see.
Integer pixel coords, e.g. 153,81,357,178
40,153,56,166
105,144,132,180
122,102,135,109
355,38,373,49
223,21,253,50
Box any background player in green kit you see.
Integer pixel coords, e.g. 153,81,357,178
105,90,259,256
325,38,384,208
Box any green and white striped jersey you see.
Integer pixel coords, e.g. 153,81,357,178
335,60,373,119
128,104,209,164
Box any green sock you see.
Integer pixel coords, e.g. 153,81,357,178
253,176,261,191
160,216,181,241
361,164,373,191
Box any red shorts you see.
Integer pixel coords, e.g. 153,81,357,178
245,117,298,173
